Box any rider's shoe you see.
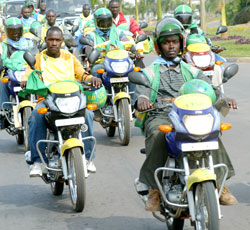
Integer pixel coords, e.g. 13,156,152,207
87,161,96,173
134,178,149,195
218,186,238,205
145,188,161,212
29,162,43,177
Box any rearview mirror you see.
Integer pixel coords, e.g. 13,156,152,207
223,64,239,83
88,49,100,66
128,71,150,88
139,22,148,30
79,37,93,47
216,25,228,35
71,25,79,36
24,51,36,70
136,34,148,44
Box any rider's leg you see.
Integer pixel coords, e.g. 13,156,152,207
28,101,48,164
0,81,11,128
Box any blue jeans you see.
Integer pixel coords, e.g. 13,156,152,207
0,81,11,110
29,101,96,163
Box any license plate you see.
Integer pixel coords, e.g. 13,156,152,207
55,117,85,127
203,71,214,76
181,141,218,152
14,86,22,92
110,77,129,83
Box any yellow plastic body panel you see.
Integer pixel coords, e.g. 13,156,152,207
187,168,216,190
174,93,212,111
61,138,83,156
49,82,80,94
17,100,35,112
113,92,130,104
187,43,210,53
106,49,128,59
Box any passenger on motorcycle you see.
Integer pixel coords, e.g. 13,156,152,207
134,18,237,212
74,4,93,34
24,0,38,19
20,26,102,177
108,0,153,54
36,2,46,24
0,17,33,128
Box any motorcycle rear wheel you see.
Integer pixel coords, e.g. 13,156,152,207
166,217,184,230
51,181,64,196
16,131,24,145
194,181,219,230
23,107,32,151
117,99,130,146
106,126,116,137
67,147,86,212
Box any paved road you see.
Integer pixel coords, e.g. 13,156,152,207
0,61,249,230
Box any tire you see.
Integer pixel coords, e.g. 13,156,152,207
67,147,86,212
51,182,64,196
166,217,184,230
23,107,32,151
117,99,130,146
194,181,219,230
16,132,24,145
105,126,116,137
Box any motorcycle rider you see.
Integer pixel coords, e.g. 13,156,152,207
21,6,36,34
36,2,46,24
24,0,38,19
0,17,33,128
74,4,93,33
20,26,102,176
84,8,140,76
134,18,237,212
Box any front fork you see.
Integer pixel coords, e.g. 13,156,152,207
154,154,228,221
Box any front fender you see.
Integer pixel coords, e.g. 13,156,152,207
17,100,35,112
61,138,83,156
187,168,216,190
113,92,130,104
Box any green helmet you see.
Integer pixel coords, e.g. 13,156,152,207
24,0,34,7
179,79,216,103
84,85,107,109
4,17,23,40
174,5,193,29
94,8,113,32
187,33,206,46
153,17,185,55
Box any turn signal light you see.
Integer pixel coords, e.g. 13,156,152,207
97,69,105,74
158,125,172,133
87,104,98,110
137,49,143,53
133,67,141,72
37,108,48,114
220,123,232,131
1,78,9,83
215,60,224,65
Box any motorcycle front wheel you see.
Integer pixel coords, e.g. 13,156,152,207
117,99,130,146
67,147,86,212
194,181,219,230
166,217,184,230
23,107,32,151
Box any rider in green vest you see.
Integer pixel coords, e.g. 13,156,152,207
133,18,237,212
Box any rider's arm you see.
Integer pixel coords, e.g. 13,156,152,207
129,16,145,37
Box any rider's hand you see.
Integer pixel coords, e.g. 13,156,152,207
21,81,27,89
227,97,238,110
137,97,153,112
135,51,143,59
90,76,102,88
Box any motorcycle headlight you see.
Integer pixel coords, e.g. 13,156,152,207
55,96,80,114
192,54,211,68
111,61,129,74
182,113,214,135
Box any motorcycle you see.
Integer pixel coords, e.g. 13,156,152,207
184,25,228,93
79,34,148,146
23,51,101,212
0,57,36,151
129,63,238,230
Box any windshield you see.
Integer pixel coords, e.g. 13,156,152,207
45,0,91,14
5,2,24,17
